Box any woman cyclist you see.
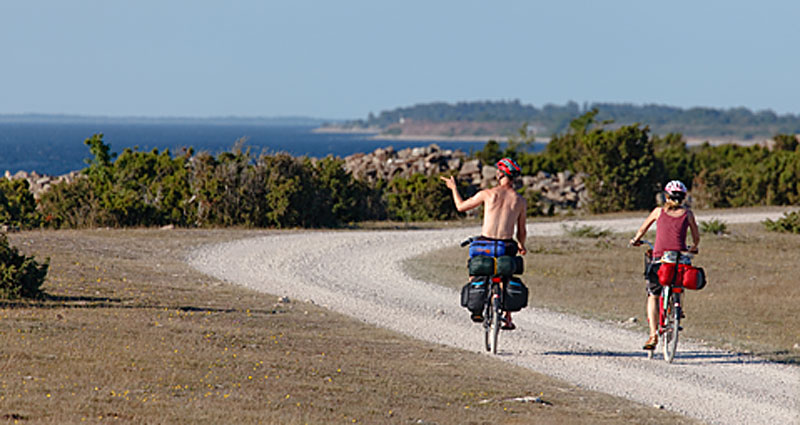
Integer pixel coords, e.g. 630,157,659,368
629,180,700,350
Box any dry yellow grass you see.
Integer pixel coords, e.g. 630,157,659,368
1,229,700,424
404,222,800,364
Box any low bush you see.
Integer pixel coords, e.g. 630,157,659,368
0,233,49,298
763,211,800,234
385,174,459,221
0,178,41,229
700,219,729,235
562,223,611,239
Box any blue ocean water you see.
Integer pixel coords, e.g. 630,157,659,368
0,122,542,176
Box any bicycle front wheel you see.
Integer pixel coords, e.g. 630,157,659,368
662,291,680,363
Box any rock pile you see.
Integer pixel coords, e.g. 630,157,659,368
3,170,83,199
344,144,589,212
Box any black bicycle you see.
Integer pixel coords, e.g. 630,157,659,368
460,237,514,355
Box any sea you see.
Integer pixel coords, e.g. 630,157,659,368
0,122,543,176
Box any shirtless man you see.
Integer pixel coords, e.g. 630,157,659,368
441,157,527,328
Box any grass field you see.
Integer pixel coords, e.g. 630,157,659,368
1,229,700,424
404,222,800,364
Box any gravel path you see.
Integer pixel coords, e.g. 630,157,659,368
189,210,799,425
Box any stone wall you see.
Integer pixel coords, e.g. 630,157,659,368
344,144,589,212
3,170,83,200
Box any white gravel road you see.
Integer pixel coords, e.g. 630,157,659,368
189,210,799,425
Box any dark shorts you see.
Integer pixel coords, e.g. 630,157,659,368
476,236,518,257
645,262,663,297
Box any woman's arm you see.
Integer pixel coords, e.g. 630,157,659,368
630,207,661,245
686,209,700,253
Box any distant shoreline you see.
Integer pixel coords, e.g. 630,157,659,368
314,126,546,143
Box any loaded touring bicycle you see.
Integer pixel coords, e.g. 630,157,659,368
460,237,529,354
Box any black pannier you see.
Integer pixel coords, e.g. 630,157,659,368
460,277,487,313
502,277,528,312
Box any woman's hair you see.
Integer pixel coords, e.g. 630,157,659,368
664,198,682,210
664,192,686,210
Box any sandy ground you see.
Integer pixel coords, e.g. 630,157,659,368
189,210,799,425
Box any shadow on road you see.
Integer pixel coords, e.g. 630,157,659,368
542,349,782,365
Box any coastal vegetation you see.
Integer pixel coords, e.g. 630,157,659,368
1,109,798,236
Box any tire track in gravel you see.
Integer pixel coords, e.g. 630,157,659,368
189,210,799,425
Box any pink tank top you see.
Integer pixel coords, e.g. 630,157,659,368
654,208,689,258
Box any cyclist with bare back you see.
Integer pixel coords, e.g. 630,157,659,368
441,157,527,329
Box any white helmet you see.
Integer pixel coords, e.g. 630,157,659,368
664,180,687,201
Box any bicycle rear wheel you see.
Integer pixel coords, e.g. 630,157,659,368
483,299,492,352
489,293,501,354
662,290,680,363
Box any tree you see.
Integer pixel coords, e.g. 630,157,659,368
577,123,660,213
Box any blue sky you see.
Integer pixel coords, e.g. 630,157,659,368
1,1,798,120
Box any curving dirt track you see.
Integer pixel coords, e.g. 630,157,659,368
189,210,799,425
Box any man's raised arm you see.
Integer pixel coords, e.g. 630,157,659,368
440,176,484,212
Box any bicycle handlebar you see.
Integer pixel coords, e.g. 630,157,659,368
631,239,654,249
460,237,475,247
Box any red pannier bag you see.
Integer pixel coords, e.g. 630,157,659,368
657,263,707,290
657,262,680,286
680,265,707,290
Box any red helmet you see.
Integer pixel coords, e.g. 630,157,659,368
496,157,521,179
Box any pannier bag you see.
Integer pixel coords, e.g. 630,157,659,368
468,255,523,276
468,239,517,258
657,262,679,286
497,255,524,276
460,277,487,313
503,277,529,312
468,255,495,276
657,262,707,290
681,265,706,290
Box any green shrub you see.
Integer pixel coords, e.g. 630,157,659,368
0,178,41,229
773,133,799,152
763,211,800,234
562,223,611,239
652,133,695,186
385,174,458,221
577,123,660,213
700,219,728,235
38,177,108,228
0,233,49,298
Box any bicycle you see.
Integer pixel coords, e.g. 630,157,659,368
637,240,692,363
460,237,513,355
